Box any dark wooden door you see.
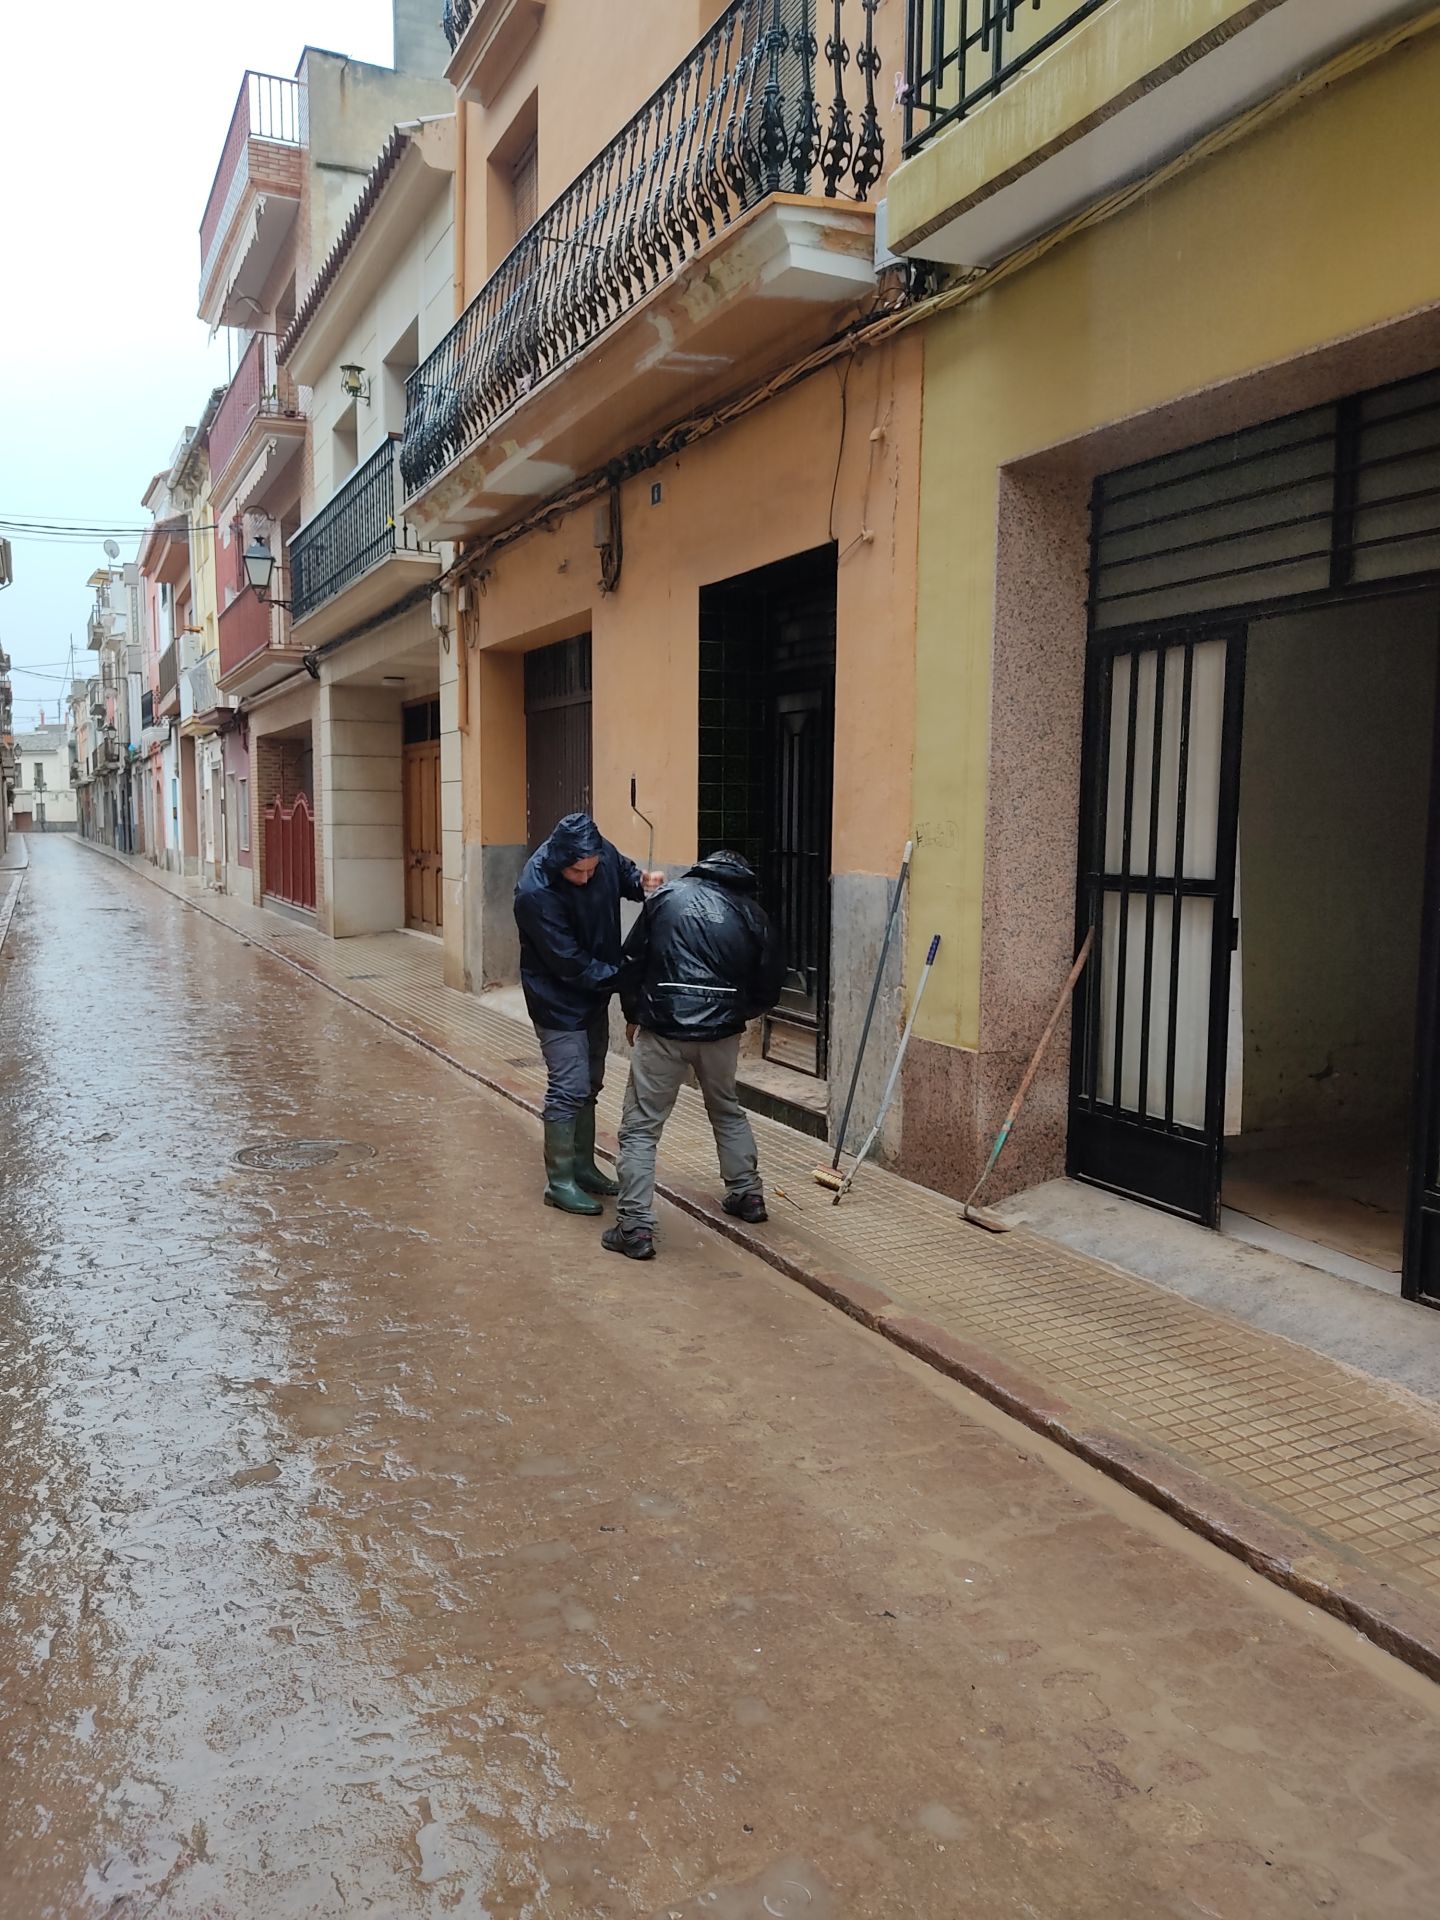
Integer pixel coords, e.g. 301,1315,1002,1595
525,636,592,851
403,739,443,932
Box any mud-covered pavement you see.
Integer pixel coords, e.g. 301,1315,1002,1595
1,836,1438,1918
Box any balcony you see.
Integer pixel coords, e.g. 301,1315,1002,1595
217,584,305,696
289,439,440,645
442,0,546,104
890,0,1430,267
141,688,155,730
157,644,180,719
401,0,887,539
182,656,228,735
199,72,304,329
208,332,305,502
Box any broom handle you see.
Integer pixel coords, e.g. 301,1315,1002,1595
835,933,939,1200
831,840,913,1168
975,928,1095,1189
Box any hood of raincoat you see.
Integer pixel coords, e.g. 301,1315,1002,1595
685,850,759,892
542,812,605,872
618,850,784,1042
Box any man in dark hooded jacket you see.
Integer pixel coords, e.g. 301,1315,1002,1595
514,812,662,1215
602,850,786,1260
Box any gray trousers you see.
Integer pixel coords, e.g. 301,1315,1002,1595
535,1009,609,1123
617,1030,762,1230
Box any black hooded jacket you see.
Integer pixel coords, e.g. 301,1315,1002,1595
618,853,786,1042
513,813,647,1030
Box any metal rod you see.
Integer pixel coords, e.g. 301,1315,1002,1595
630,773,656,871
831,837,913,1168
831,933,940,1205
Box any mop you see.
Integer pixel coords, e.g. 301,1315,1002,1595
960,929,1095,1233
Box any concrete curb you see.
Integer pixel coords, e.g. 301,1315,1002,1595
71,837,1440,1683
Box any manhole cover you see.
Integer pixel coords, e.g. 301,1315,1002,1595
235,1139,373,1172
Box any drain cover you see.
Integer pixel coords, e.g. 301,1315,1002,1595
235,1139,373,1172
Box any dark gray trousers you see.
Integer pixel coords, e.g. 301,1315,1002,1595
535,1009,609,1123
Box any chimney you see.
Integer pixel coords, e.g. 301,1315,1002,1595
393,0,451,77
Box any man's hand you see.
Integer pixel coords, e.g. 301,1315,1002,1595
625,1023,638,1047
641,870,665,893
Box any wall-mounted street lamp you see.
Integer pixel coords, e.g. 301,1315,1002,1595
242,537,291,610
339,363,370,402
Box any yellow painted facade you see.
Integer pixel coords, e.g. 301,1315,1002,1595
908,20,1440,1053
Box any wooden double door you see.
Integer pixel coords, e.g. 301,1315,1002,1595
403,698,443,934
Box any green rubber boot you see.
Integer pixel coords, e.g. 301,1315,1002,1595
543,1119,604,1216
574,1101,620,1197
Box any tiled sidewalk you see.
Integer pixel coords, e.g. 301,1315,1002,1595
67,838,1440,1678
0,833,27,949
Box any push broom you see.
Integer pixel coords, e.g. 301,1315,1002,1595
960,929,1094,1233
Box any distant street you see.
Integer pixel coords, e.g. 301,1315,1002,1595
2,835,1439,1918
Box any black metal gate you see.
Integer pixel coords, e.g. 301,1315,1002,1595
1069,627,1246,1224
524,635,592,852
698,545,836,1077
1404,678,1440,1306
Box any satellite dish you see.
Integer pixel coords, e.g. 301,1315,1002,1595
103,538,120,560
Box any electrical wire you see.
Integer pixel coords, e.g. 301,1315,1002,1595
827,354,853,545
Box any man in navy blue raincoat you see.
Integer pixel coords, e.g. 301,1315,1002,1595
513,811,662,1215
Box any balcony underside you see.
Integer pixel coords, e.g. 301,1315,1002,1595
291,547,444,650
889,0,1429,269
214,418,305,520
406,196,877,542
201,163,300,330
217,643,310,698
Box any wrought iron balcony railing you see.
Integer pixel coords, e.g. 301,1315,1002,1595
290,439,435,624
403,0,884,498
441,0,475,49
903,0,1110,151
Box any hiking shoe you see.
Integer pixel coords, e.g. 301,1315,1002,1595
722,1191,768,1225
602,1224,655,1261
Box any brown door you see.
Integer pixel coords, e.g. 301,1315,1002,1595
403,738,443,932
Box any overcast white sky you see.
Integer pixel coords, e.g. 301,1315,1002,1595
0,1,396,729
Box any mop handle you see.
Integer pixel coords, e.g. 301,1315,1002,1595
831,839,914,1168
835,935,940,1201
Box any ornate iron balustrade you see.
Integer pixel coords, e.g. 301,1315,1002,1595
403,0,884,498
903,0,1111,151
441,0,475,48
290,439,433,623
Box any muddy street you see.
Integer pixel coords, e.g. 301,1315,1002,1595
0,835,1436,1917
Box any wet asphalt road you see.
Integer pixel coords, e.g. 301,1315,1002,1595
3,834,1440,1918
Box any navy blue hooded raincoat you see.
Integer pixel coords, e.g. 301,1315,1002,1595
513,813,647,1031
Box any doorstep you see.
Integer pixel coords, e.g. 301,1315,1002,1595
67,832,1440,1683
736,1053,828,1140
